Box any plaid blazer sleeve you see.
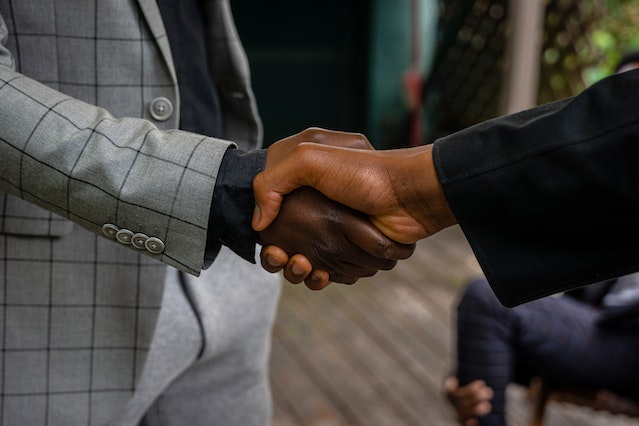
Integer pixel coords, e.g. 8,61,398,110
0,62,233,276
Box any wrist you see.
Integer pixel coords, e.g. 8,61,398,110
401,145,457,236
208,148,267,263
423,145,457,230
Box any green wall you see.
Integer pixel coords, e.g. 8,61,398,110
368,0,438,148
232,0,437,148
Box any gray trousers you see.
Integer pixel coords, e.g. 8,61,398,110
115,248,281,426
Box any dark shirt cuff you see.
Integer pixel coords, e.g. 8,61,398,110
206,147,267,265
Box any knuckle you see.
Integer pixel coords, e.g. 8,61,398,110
353,132,371,148
302,127,325,142
252,172,267,194
374,238,395,259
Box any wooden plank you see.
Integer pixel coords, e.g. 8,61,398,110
328,276,453,375
271,385,302,426
322,284,455,423
291,286,440,425
270,338,347,426
275,287,410,425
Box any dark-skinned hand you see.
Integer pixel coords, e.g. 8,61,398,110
444,376,494,426
258,186,415,289
258,128,415,289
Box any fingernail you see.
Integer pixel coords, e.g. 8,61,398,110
309,272,323,283
291,262,305,276
252,205,262,230
266,254,282,268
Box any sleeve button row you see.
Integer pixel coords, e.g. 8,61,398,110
102,224,165,255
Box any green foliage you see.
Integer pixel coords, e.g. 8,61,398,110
583,0,639,84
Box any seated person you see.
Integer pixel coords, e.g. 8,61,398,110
444,275,639,426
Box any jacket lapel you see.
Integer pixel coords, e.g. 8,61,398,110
136,0,177,84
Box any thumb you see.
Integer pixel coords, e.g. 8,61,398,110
252,172,283,231
252,203,267,232
252,142,327,230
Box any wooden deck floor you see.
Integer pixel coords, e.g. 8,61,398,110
269,226,639,426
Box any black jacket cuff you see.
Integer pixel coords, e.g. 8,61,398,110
206,147,267,265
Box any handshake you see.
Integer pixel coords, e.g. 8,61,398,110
252,128,458,289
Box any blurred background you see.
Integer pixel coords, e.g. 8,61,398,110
234,0,639,148
232,0,639,425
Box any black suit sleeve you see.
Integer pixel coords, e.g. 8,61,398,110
432,69,639,307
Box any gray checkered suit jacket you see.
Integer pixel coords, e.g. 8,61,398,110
0,1,265,424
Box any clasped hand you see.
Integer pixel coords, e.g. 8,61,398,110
255,128,415,289
254,127,457,289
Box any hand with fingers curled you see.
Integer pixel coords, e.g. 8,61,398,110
256,127,417,289
444,377,494,426
257,186,414,289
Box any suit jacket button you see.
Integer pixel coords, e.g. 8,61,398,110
145,237,165,254
102,223,119,239
149,97,174,121
132,233,149,249
116,228,134,244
